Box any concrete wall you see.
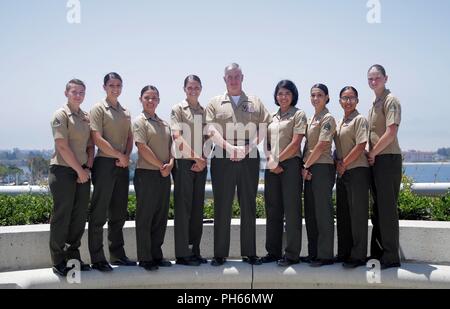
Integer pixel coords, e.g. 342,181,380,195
1,219,450,272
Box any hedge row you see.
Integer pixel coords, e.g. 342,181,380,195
0,179,449,226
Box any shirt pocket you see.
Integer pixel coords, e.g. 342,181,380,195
183,111,194,123
216,111,233,120
70,118,90,144
242,110,258,123
121,114,132,129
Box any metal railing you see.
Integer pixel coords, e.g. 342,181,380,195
1,183,449,197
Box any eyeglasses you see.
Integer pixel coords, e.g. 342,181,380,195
340,96,358,103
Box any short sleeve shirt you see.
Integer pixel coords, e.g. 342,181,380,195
89,100,131,158
50,104,91,167
205,91,271,143
267,106,307,160
303,107,336,164
170,100,206,159
368,89,402,155
335,110,369,170
133,112,172,170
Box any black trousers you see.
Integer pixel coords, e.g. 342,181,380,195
88,157,129,263
264,157,302,260
304,163,336,260
336,167,370,262
134,169,171,262
210,149,260,258
172,159,207,258
370,154,402,264
49,165,90,265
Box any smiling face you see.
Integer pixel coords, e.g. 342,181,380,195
140,89,159,115
368,67,388,94
276,87,293,111
310,87,328,112
224,68,243,96
65,83,85,107
103,78,122,100
184,79,202,103
339,88,359,116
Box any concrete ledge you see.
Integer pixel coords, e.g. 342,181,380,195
253,262,450,289
0,261,251,289
1,261,450,289
2,220,450,272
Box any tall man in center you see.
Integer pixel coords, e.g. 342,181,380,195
205,63,271,266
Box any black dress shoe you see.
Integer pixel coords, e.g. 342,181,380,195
79,260,92,271
242,256,262,265
342,259,366,269
299,255,317,263
111,256,137,266
194,255,208,264
176,257,200,266
333,256,349,263
310,259,334,267
260,254,281,264
211,257,226,266
92,261,113,272
154,258,172,267
139,261,159,271
277,256,300,267
381,262,401,270
52,262,73,276
366,255,381,262
66,259,91,271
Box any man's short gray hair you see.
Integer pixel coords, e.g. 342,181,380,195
224,63,242,75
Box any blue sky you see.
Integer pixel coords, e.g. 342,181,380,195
1,0,449,151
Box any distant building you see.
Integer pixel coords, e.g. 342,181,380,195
403,150,436,162
434,154,448,162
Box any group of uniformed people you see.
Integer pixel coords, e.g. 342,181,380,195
48,63,402,276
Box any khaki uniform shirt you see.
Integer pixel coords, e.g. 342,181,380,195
205,91,271,143
303,107,336,164
267,106,307,160
335,110,369,170
368,89,402,155
89,100,131,158
50,104,91,167
133,112,172,170
170,100,206,159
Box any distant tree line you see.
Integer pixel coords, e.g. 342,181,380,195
437,148,450,159
0,156,49,184
0,149,52,161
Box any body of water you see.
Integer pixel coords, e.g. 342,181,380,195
402,162,450,183
203,161,450,183
15,160,442,185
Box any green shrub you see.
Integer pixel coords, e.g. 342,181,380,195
1,183,449,226
397,175,450,220
398,176,433,220
127,195,136,220
203,199,214,219
0,194,52,226
430,191,450,221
